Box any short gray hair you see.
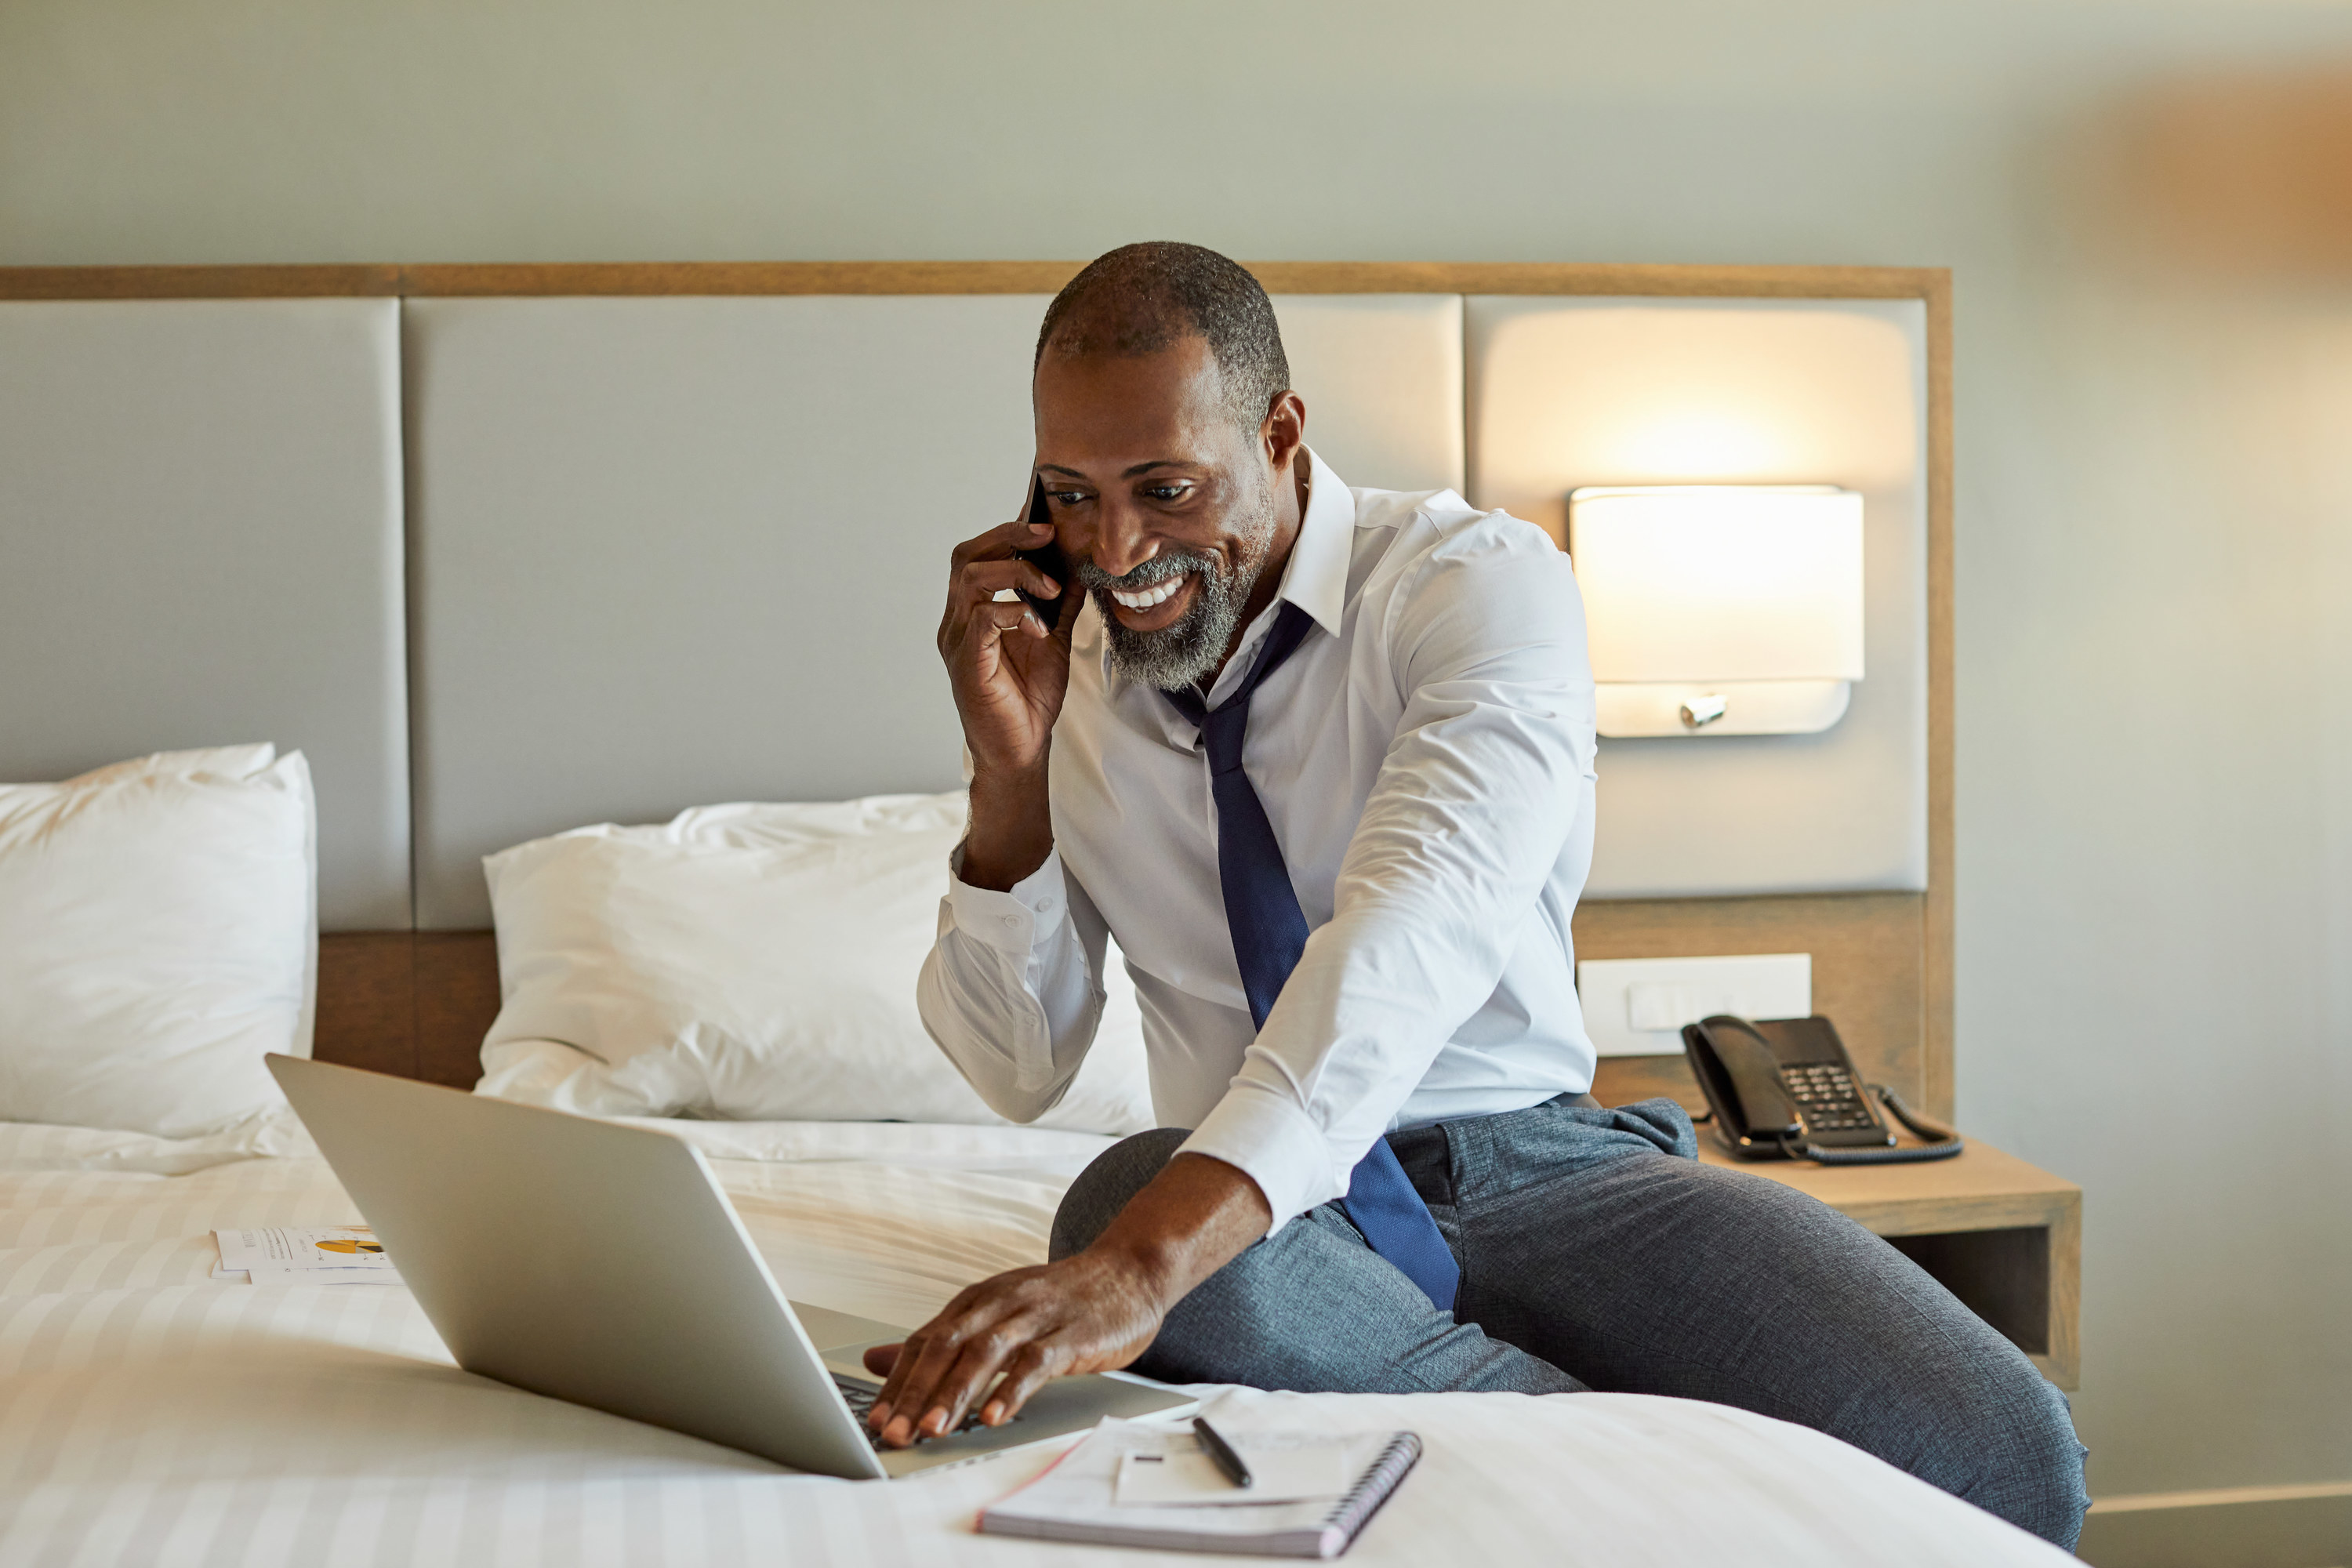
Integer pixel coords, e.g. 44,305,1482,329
1035,242,1291,433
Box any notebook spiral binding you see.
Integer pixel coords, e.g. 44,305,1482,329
1317,1432,1424,1555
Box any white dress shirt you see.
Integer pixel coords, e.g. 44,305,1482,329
918,451,1600,1231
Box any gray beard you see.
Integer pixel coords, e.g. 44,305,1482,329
1080,492,1276,691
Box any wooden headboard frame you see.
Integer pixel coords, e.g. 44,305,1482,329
2,260,1954,1116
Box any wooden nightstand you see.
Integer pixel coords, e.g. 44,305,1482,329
1696,1131,2081,1388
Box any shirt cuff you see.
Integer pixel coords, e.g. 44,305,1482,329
1176,1084,1341,1234
945,843,1068,955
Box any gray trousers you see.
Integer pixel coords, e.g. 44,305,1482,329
1050,1095,2089,1549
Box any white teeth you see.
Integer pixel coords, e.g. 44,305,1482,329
1110,575,1186,611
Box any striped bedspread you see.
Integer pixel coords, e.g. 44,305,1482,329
0,1115,2068,1566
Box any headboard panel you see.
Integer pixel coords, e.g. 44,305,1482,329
403,294,1038,927
405,292,1468,927
0,298,411,929
1468,296,1930,901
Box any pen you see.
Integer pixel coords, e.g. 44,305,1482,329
1192,1417,1254,1489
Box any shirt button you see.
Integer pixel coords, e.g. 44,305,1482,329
1038,897,1055,913
1000,915,1020,928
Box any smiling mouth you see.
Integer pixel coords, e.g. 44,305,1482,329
1109,575,1189,611
1100,570,1203,632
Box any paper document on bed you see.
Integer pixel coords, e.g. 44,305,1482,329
214,1226,402,1286
980,1418,1421,1558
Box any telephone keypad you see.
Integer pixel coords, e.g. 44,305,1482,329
1781,1062,1875,1132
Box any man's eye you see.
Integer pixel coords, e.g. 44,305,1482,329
1049,491,1088,506
1145,485,1187,502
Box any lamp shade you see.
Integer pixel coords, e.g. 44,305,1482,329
1567,486,1864,684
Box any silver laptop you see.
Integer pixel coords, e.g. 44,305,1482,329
267,1054,1195,1478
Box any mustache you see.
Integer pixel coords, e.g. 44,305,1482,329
1074,552,1216,593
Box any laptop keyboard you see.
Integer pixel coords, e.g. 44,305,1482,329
832,1374,998,1447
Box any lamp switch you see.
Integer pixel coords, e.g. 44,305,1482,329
1679,694,1728,729
1576,953,1813,1057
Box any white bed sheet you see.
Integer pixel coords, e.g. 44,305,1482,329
0,1117,2069,1566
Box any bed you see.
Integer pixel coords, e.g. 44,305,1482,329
0,263,2064,1564
0,1113,2068,1566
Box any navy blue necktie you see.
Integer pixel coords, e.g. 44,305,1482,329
1162,602,1461,1312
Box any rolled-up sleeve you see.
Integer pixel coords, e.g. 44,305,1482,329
916,844,1111,1123
1176,522,1596,1229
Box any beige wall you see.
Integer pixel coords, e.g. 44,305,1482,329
6,0,2350,1521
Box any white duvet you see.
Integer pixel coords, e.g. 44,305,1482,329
0,1116,2070,1566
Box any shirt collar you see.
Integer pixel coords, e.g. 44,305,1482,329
1278,446,1352,641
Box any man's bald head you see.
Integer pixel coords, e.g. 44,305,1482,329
1034,242,1290,434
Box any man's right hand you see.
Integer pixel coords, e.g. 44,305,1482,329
938,514,1076,889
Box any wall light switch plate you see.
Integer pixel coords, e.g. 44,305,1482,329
1575,953,1813,1057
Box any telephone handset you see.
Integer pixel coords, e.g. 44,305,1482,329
1682,1014,1964,1165
1013,476,1071,627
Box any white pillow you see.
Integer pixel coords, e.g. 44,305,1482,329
0,745,317,1138
476,793,1153,1135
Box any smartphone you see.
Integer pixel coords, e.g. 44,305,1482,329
1014,475,1070,626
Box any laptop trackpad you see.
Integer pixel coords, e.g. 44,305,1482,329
789,1301,907,1367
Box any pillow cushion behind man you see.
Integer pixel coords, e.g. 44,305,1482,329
477,792,1152,1134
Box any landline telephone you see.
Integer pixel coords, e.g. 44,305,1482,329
1682,1014,1965,1165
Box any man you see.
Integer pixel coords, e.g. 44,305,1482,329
867,241,2087,1548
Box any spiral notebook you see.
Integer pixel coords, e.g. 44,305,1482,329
978,1418,1421,1559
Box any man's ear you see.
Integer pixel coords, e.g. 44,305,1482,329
1261,390,1307,476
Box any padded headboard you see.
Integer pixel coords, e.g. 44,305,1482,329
0,262,1951,1113
403,292,1465,927
0,299,409,929
1470,296,1930,900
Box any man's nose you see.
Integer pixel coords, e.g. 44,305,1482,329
1087,500,1160,580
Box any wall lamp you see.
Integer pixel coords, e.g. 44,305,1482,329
1566,485,1864,738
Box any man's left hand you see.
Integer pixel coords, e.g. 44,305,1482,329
862,1152,1272,1446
